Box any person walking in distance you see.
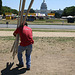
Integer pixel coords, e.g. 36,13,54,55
13,22,34,70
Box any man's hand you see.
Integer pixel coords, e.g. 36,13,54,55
13,33,16,37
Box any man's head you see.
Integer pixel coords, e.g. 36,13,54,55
24,22,28,26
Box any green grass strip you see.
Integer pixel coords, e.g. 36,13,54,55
0,28,75,32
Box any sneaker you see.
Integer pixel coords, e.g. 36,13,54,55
26,68,30,70
16,64,24,68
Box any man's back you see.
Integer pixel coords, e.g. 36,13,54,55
14,26,34,46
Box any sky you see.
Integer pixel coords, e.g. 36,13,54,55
2,0,75,10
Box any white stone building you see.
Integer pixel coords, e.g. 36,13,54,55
35,0,51,15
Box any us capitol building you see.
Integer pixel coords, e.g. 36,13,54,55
35,0,63,16
35,0,50,15
24,0,63,16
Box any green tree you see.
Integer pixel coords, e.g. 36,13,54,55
29,8,35,13
55,12,61,18
0,0,2,15
51,11,61,18
11,9,18,14
2,6,11,14
62,6,75,16
2,6,18,14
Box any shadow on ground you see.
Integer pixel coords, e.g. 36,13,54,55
1,62,26,75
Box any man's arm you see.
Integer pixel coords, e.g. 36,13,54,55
13,28,19,37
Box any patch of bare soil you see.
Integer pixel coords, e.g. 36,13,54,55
0,31,75,37
0,37,75,75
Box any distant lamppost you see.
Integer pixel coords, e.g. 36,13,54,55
6,22,9,28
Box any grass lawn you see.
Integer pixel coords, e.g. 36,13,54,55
0,28,75,32
0,18,75,25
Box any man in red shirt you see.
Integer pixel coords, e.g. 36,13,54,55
13,22,34,70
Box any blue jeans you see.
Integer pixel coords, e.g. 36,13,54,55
17,44,32,68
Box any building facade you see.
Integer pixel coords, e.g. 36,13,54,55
35,0,51,15
35,0,63,16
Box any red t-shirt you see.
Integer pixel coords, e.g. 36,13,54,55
14,26,34,46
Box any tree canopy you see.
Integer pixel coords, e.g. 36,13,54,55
51,11,61,18
62,6,75,16
0,0,2,15
2,6,18,15
29,8,35,13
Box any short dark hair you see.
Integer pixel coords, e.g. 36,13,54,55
24,22,28,26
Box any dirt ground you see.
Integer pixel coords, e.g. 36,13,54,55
0,31,75,37
0,32,75,75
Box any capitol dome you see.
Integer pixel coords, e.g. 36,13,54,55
40,0,47,10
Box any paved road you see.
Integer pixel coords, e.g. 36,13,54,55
0,24,75,29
